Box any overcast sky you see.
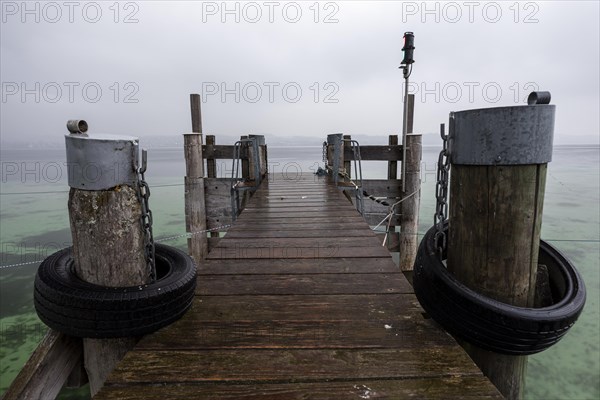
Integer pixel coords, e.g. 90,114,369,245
1,0,599,146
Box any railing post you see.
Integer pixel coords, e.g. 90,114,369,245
387,134,398,180
205,135,219,241
326,133,343,184
343,134,351,179
399,133,422,270
185,94,208,264
399,94,419,266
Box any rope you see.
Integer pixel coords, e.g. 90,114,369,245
371,188,421,247
0,225,232,270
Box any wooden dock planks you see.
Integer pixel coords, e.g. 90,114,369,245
95,174,502,399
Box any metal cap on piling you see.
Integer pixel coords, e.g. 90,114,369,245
64,121,140,190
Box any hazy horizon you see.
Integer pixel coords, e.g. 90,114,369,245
2,1,599,146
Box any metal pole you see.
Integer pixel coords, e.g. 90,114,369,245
401,69,409,191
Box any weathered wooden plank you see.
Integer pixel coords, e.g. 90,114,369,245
196,273,410,295
222,229,376,239
244,203,356,210
135,318,453,350
155,295,420,321
96,376,503,400
227,222,373,231
236,211,362,219
2,330,83,400
233,216,366,224
344,145,403,161
259,183,329,188
250,196,349,202
102,347,482,384
259,187,340,192
198,257,398,274
202,144,245,159
251,192,344,199
204,178,234,229
207,244,390,259
212,236,382,249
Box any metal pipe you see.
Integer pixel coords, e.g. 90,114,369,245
401,72,409,191
66,119,88,134
527,91,551,105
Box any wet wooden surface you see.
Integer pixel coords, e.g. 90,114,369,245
95,174,503,399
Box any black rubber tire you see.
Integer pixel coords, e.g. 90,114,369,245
413,223,586,355
34,244,196,338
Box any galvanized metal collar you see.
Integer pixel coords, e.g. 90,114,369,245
450,105,555,166
65,133,140,190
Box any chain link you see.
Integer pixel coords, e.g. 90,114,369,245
434,119,451,256
137,149,156,282
322,141,328,166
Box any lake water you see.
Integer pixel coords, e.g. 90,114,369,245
0,144,598,399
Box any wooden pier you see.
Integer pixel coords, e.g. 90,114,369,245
94,173,502,399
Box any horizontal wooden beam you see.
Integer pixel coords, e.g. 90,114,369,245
344,145,403,161
3,330,83,400
203,144,267,160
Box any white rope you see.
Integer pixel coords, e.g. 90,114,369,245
372,188,421,247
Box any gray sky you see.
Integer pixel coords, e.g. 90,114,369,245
1,0,599,146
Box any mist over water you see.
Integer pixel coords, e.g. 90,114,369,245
1,144,598,399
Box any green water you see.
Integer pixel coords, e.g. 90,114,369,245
0,146,598,399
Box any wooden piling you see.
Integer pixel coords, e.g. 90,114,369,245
387,135,398,180
184,93,208,264
399,133,421,271
343,134,351,179
447,164,546,399
205,135,219,240
444,102,555,399
68,184,148,396
241,135,250,180
399,94,418,269
206,135,217,179
385,135,399,253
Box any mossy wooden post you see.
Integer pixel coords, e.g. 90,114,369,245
64,121,148,396
446,102,555,400
185,94,208,264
